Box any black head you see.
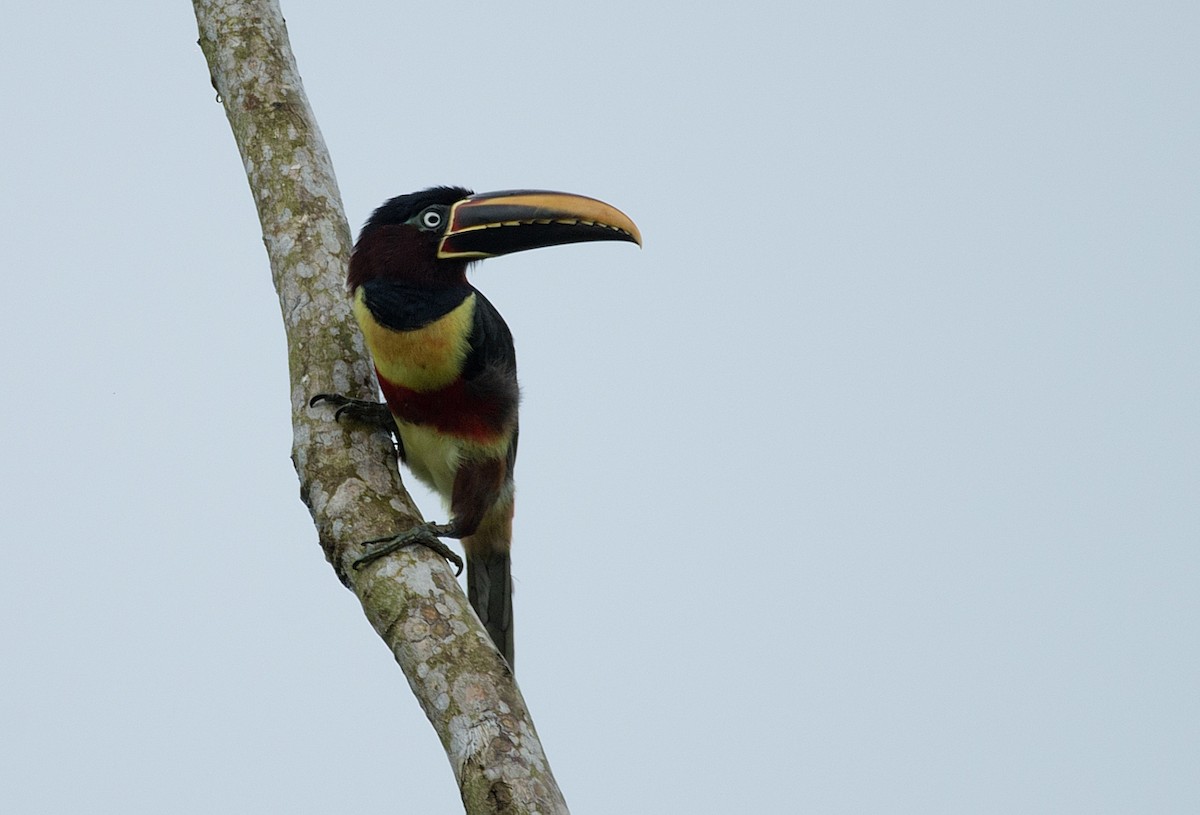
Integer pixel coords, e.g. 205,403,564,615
348,186,474,290
362,186,474,235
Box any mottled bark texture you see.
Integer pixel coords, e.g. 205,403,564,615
192,2,568,812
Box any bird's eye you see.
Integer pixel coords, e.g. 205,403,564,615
418,207,444,230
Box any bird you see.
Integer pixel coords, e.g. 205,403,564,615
312,186,640,669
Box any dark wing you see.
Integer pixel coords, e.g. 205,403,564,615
463,288,520,469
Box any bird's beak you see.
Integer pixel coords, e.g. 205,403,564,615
437,190,642,259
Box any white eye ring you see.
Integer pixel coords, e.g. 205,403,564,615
420,209,443,229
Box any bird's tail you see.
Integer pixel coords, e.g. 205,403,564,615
465,546,513,669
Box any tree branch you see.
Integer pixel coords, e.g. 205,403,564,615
191,2,568,812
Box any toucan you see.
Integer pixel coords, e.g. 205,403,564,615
312,187,641,669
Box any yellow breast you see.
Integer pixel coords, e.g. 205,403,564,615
353,289,477,392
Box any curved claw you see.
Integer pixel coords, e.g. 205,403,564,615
310,392,366,409
309,393,394,433
353,526,464,576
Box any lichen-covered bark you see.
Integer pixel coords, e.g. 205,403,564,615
192,2,568,812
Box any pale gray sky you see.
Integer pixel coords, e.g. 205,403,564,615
3,1,1197,812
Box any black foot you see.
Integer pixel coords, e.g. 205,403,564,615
353,523,464,575
309,393,394,432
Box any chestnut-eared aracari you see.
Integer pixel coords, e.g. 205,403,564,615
313,187,640,669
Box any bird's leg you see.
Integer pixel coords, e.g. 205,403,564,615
309,393,406,458
353,522,463,575
310,393,454,571
309,393,395,433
